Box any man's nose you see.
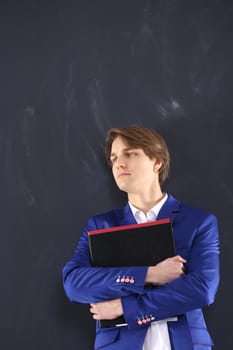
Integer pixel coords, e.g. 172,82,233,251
116,156,126,168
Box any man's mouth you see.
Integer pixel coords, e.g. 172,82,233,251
118,173,130,178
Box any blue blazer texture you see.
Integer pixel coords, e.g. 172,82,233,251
63,194,220,350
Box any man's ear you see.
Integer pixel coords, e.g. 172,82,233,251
153,158,162,172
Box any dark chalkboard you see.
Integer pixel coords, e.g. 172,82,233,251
1,1,232,349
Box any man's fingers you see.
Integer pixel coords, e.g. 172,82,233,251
90,304,96,314
172,255,187,263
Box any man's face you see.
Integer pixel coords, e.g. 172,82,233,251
110,136,161,194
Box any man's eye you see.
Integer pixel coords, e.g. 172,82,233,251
127,151,136,157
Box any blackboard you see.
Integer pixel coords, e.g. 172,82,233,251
1,1,232,349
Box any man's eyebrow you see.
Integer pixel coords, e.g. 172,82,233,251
110,147,135,158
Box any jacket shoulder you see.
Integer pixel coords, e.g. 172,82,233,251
87,207,125,230
168,194,217,223
181,201,216,215
178,200,218,226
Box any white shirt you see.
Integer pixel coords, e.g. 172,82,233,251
129,194,177,350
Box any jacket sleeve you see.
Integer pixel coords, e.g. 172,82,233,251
62,217,148,304
121,213,220,329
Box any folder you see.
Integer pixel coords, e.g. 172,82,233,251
88,218,175,267
87,218,175,328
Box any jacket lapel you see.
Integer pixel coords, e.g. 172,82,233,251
157,194,181,223
118,203,138,226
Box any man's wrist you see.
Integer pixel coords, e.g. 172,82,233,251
145,266,157,285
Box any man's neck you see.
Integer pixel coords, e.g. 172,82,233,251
128,189,164,215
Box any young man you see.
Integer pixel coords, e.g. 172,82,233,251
63,125,220,350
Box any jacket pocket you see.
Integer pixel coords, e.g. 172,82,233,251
95,328,120,349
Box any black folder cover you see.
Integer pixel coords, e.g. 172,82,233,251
88,218,175,328
88,218,175,267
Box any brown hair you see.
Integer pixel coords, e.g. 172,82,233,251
105,125,170,187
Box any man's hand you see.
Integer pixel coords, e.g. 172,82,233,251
90,299,123,320
145,255,186,286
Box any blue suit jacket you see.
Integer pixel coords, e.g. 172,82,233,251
63,194,220,350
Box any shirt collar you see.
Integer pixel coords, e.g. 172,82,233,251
128,193,168,224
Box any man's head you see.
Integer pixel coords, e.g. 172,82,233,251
105,125,170,187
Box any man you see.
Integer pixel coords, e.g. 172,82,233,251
63,125,219,349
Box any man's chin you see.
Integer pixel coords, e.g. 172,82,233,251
117,183,130,193
117,183,137,195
